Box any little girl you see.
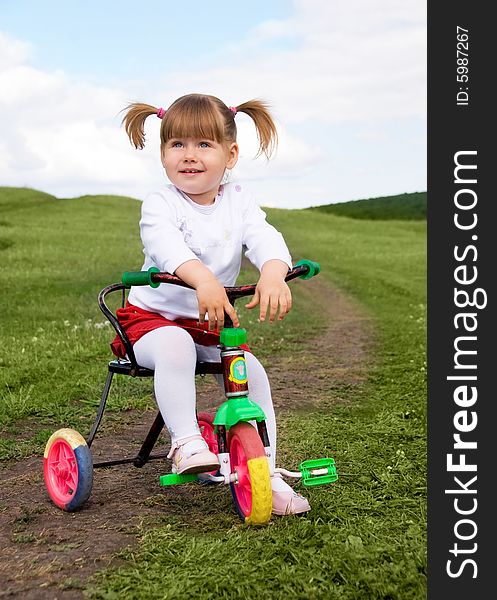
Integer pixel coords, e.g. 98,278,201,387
113,93,310,515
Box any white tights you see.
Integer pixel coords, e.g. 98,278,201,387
133,326,277,469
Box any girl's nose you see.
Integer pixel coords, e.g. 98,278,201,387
183,146,197,161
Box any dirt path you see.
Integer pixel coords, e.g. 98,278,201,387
0,278,374,599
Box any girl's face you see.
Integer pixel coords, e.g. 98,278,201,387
161,137,239,205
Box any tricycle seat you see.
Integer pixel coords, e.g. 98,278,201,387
108,359,154,377
107,358,223,377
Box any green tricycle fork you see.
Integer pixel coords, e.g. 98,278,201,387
160,326,268,487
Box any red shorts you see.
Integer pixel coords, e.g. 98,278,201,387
110,302,250,358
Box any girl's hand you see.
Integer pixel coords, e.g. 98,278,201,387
196,278,239,331
175,260,239,330
245,260,292,323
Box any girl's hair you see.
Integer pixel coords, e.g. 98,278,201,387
121,93,278,158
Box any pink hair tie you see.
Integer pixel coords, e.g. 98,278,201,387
157,107,166,119
229,106,237,116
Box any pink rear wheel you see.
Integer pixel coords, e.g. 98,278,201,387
228,422,272,525
197,412,219,455
43,428,93,511
197,412,219,478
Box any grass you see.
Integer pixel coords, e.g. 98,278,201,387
0,187,426,598
0,188,152,450
307,191,426,221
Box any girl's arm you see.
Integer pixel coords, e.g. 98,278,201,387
175,260,240,331
240,194,293,322
245,259,292,323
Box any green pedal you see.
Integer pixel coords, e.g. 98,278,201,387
160,473,198,486
299,458,338,487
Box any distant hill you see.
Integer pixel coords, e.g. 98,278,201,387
306,192,426,220
0,186,426,221
0,187,57,213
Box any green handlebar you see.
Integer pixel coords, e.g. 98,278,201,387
122,266,160,288
121,260,321,288
294,259,321,279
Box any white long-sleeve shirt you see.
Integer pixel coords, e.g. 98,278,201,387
128,183,292,320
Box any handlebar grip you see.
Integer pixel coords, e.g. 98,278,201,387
122,267,160,288
294,259,321,279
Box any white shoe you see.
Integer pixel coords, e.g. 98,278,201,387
167,435,220,475
271,473,311,516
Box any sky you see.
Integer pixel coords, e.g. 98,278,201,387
0,0,426,209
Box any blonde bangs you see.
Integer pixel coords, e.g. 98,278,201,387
160,96,231,145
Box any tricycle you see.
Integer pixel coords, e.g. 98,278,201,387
43,259,337,525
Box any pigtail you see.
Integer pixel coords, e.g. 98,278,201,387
235,99,278,159
121,102,159,150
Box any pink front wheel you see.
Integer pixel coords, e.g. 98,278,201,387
43,428,93,511
228,422,272,525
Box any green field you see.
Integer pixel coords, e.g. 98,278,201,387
0,187,426,599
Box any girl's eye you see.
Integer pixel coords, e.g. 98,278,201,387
199,141,210,148
171,141,183,148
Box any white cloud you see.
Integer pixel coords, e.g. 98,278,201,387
234,119,322,182
0,1,426,207
179,0,426,124
0,31,31,70
0,32,160,197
